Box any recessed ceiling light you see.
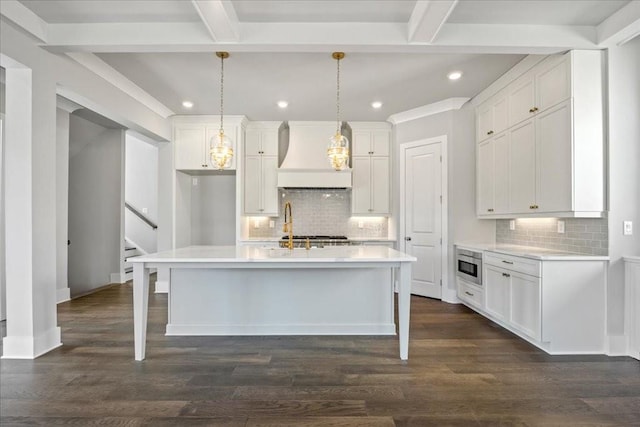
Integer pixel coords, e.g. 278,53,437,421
371,101,383,109
277,100,288,109
182,101,194,108
448,71,463,81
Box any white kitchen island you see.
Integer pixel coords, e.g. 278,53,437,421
129,245,416,361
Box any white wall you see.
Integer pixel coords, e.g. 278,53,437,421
68,114,125,297
125,133,158,254
55,108,71,303
393,106,495,301
0,113,5,322
607,36,640,339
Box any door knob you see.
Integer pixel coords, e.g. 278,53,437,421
405,237,412,241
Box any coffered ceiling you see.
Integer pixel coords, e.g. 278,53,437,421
3,0,639,122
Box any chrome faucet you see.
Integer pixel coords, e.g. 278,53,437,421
283,201,293,250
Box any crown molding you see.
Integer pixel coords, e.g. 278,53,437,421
387,97,469,125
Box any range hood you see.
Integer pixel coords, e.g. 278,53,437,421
277,121,352,188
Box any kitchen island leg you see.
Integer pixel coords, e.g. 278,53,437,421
397,262,411,360
133,263,149,361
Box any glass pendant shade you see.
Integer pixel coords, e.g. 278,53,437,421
327,131,350,171
210,130,233,169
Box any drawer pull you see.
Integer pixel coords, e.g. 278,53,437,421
502,260,513,264
487,130,494,135
487,208,494,212
464,291,474,296
502,272,511,277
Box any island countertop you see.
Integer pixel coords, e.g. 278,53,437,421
129,245,416,264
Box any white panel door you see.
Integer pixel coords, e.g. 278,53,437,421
244,129,262,156
371,131,390,156
404,142,442,299
508,72,536,127
484,265,510,322
476,102,493,142
510,272,541,341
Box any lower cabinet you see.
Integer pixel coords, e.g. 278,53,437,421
457,247,607,354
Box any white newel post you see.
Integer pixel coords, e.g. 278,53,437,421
1,61,61,358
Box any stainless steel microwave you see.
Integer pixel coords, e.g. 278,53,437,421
455,248,482,286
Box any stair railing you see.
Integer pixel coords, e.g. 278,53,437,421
125,202,158,230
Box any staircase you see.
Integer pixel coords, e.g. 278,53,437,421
124,243,142,282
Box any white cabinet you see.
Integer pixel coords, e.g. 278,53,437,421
484,264,512,322
476,90,508,143
174,117,242,171
508,55,570,127
457,278,484,310
457,247,607,354
350,123,391,215
243,123,280,216
477,132,509,216
476,50,604,218
483,252,542,341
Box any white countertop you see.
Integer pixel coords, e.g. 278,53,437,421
624,256,640,264
240,237,396,242
130,245,416,264
456,242,609,261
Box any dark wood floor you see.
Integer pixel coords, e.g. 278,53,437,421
1,280,639,426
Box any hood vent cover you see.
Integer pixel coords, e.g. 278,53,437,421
277,121,352,188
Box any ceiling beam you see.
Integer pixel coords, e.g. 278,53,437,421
0,0,47,42
596,0,640,47
42,21,598,55
408,0,458,43
191,0,239,42
66,52,175,118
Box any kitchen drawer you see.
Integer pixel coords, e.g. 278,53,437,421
457,278,484,309
484,252,541,277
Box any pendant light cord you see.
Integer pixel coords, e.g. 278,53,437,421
219,54,225,135
336,55,341,134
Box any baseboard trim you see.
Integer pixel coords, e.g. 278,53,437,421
607,334,629,356
2,326,62,359
56,287,71,304
110,273,125,284
166,323,397,336
155,280,169,294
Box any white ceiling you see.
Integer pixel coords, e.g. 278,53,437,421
6,0,640,125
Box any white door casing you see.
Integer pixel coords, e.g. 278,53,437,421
400,138,446,299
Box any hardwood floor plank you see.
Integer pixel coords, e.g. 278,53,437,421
2,283,638,425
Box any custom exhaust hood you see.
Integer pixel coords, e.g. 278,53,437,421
277,121,352,188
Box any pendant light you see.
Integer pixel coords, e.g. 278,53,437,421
210,51,234,169
327,52,350,171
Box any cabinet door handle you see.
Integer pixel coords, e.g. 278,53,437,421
464,291,474,296
502,272,511,277
529,205,536,209
533,204,539,209
487,130,494,135
502,260,513,264
533,107,539,112
405,237,412,241
369,151,374,155
487,208,494,212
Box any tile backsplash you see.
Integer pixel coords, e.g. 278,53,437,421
248,189,389,238
496,218,608,255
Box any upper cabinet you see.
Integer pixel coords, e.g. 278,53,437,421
476,89,508,143
350,123,391,215
476,51,605,218
243,122,280,216
173,116,245,171
508,55,570,128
